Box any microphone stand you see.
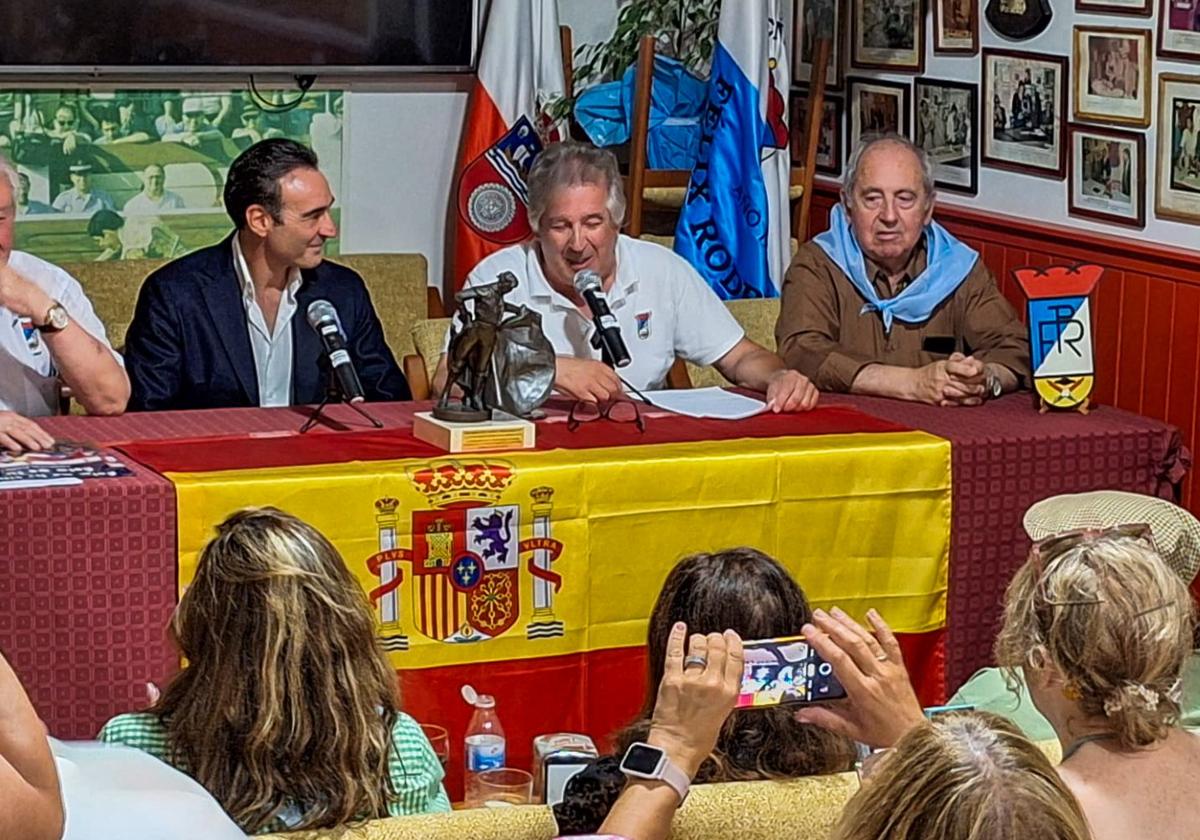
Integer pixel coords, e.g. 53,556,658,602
298,359,384,434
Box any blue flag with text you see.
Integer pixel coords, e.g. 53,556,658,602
674,0,791,299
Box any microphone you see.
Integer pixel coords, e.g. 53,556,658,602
305,299,365,403
573,269,630,369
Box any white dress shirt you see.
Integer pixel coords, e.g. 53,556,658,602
0,251,122,417
231,235,301,407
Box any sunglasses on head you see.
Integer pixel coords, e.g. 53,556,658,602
1030,522,1153,570
1028,522,1153,610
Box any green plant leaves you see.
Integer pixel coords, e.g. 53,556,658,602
571,0,720,93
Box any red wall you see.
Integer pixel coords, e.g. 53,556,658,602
808,183,1200,512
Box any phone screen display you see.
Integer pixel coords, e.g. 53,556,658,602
736,635,846,707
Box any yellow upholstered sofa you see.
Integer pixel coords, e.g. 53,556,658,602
261,772,862,840
58,253,437,358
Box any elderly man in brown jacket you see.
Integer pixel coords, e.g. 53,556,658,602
776,134,1029,406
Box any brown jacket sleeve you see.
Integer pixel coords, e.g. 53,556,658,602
958,263,1031,385
776,245,876,392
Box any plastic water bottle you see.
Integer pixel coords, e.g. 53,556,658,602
462,684,506,805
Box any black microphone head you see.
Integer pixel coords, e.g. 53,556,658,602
306,299,337,329
573,269,603,295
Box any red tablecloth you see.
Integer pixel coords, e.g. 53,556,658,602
114,401,907,473
830,393,1189,693
0,456,178,738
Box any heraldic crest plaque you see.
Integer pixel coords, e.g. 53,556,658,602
1015,264,1104,414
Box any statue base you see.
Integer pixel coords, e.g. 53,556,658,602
432,403,492,423
413,410,535,453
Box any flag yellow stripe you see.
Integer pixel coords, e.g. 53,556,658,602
169,430,951,670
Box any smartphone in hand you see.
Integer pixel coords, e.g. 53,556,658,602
736,635,847,708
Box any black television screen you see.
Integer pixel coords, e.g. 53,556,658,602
0,0,477,71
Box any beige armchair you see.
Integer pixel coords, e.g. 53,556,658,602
404,317,453,400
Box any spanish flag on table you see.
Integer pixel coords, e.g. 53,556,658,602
148,413,951,793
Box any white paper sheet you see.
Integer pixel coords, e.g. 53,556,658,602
644,387,768,420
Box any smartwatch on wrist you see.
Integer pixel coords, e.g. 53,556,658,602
618,742,691,803
37,301,69,334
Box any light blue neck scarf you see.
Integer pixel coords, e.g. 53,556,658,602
814,204,979,333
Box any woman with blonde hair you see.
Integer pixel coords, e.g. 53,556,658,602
832,711,1089,840
99,507,450,834
798,526,1199,840
992,528,1200,840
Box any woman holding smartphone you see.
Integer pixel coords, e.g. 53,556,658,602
554,548,856,834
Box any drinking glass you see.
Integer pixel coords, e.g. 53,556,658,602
420,723,450,769
475,767,533,806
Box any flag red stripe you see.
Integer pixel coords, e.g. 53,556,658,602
451,84,523,289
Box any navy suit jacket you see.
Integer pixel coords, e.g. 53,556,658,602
124,235,411,411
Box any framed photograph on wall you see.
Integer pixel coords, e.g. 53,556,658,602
1067,123,1146,227
934,0,979,54
1075,0,1150,17
1157,0,1200,62
846,77,911,154
1073,27,1152,127
794,0,843,89
915,78,979,194
850,0,924,72
1155,74,1200,223
981,49,1068,178
791,90,845,176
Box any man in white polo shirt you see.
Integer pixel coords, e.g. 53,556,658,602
0,157,129,450
436,142,817,411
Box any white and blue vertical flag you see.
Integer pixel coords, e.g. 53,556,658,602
674,0,792,299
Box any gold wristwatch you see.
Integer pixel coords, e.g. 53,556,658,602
37,301,69,334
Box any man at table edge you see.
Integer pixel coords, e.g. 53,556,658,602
776,134,1030,406
433,142,819,413
0,156,129,452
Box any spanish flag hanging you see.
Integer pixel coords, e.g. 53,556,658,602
157,421,950,793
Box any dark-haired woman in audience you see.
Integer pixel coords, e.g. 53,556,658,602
99,507,450,834
554,548,856,834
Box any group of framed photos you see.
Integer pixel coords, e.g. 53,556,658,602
789,0,1200,228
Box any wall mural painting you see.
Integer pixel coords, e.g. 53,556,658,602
0,89,345,264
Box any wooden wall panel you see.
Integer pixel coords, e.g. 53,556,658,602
805,184,1199,510
1143,279,1176,423
1117,274,1149,414
1092,275,1123,408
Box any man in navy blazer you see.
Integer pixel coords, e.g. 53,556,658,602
124,139,410,411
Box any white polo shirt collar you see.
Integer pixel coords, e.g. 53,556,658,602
522,240,639,313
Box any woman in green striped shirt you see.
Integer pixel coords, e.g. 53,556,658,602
99,507,450,834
